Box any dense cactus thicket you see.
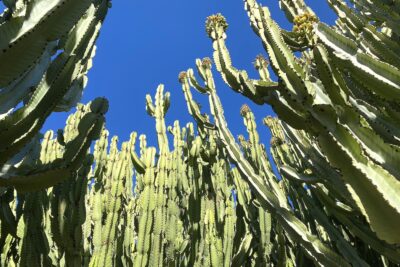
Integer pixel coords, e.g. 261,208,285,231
1,0,400,266
203,0,400,255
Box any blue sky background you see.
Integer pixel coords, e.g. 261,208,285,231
38,1,337,149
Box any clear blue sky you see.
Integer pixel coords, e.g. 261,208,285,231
38,1,336,148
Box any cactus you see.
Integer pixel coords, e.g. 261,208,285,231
0,86,270,266
0,0,111,192
0,98,108,192
1,79,400,265
189,0,400,263
1,0,400,266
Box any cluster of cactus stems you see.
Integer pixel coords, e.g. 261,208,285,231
0,0,111,191
198,0,400,264
0,85,270,266
0,75,398,265
1,0,400,266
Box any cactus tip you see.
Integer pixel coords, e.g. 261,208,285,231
205,13,228,38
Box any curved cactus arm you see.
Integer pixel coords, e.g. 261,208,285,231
145,84,170,153
344,116,400,179
0,0,94,87
2,132,42,174
252,54,270,82
187,68,209,94
205,15,279,104
297,43,400,245
61,1,109,58
0,167,72,192
129,132,146,175
267,91,310,130
206,15,260,103
0,98,107,192
251,54,283,99
302,79,399,243
179,71,215,129
296,38,400,246
244,1,313,102
315,23,400,103
145,95,156,117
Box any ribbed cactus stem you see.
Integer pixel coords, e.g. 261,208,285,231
134,147,157,267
